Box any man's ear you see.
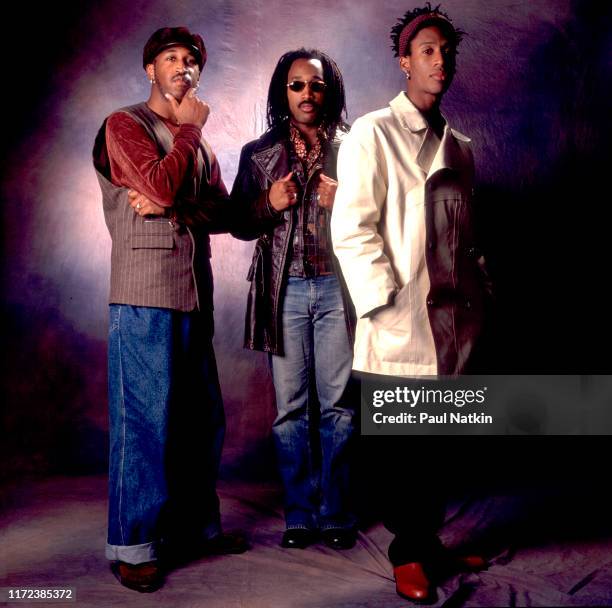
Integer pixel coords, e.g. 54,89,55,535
399,55,411,76
145,64,155,83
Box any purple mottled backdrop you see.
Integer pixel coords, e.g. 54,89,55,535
1,0,610,482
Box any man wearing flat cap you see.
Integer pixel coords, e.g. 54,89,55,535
332,3,492,603
93,26,246,592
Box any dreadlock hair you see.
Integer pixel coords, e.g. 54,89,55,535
266,48,348,140
390,2,464,57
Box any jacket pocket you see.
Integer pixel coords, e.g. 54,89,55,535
131,234,174,249
132,219,175,249
247,239,266,292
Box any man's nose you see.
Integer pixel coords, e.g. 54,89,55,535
301,83,316,97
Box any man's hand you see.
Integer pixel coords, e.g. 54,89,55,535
165,88,210,129
269,172,299,211
128,190,167,217
316,173,337,210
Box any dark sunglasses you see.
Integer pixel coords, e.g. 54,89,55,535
286,80,327,93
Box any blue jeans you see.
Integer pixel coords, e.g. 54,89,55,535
270,275,355,531
105,304,225,564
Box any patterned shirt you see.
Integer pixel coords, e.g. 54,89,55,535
286,125,334,277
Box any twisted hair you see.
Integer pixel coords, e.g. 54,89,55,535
266,48,347,139
390,3,464,57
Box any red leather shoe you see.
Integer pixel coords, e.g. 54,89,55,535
393,562,436,604
455,554,489,571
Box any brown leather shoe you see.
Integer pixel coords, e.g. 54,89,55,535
393,562,437,604
201,532,250,555
111,561,163,593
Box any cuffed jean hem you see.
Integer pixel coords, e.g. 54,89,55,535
105,541,157,564
285,510,316,530
319,518,357,532
285,523,314,531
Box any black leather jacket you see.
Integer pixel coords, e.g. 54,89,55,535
231,126,355,355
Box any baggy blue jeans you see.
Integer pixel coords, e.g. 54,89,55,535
105,304,225,564
270,275,355,531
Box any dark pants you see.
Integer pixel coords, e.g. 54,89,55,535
374,436,446,566
353,371,446,567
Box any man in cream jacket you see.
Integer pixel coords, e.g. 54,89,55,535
332,6,490,379
331,4,491,603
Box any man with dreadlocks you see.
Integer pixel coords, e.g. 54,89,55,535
232,49,357,551
332,4,491,603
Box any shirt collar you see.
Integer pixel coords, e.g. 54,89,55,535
289,123,326,168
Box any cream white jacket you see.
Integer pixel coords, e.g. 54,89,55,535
332,92,476,376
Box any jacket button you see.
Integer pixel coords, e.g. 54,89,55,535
427,299,434,306
467,247,476,257
465,300,472,309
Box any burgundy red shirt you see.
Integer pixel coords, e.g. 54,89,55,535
105,109,226,214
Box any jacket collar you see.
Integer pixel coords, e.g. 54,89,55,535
427,125,471,179
389,91,429,132
389,91,471,178
252,141,287,183
250,125,346,183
